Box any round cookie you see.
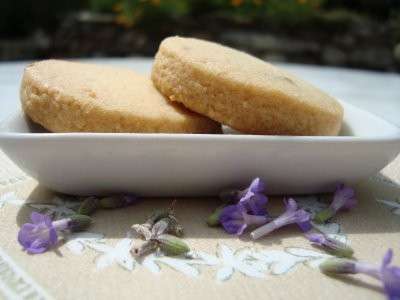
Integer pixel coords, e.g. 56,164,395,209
21,59,220,133
151,36,344,136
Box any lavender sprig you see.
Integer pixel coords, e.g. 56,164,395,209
219,205,271,235
18,212,92,254
217,178,271,235
320,249,400,300
314,184,356,223
250,198,311,240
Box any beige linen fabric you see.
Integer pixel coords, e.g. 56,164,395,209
0,149,399,300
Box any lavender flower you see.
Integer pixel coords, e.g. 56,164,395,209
18,212,92,254
314,184,356,223
209,178,268,227
238,178,268,216
219,205,270,235
381,249,400,300
320,249,400,300
218,178,268,215
250,198,311,240
306,232,354,258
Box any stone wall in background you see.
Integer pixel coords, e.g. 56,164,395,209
0,11,399,72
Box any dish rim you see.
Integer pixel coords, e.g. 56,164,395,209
0,100,399,143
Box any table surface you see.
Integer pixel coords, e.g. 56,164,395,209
0,59,399,300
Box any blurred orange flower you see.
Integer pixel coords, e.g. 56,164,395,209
231,0,244,7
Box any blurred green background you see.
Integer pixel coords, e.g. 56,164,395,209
1,0,399,71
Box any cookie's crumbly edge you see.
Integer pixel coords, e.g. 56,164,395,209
151,42,343,136
20,62,221,134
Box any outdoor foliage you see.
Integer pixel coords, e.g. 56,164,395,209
1,0,398,36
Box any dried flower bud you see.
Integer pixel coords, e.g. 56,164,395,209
319,258,357,274
131,240,158,257
171,222,184,237
78,197,99,215
68,214,93,232
152,219,169,236
156,216,184,237
131,224,152,240
144,210,171,227
155,234,190,256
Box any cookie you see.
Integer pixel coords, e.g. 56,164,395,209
21,60,220,133
151,36,343,136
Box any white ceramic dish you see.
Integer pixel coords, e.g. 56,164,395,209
0,100,399,197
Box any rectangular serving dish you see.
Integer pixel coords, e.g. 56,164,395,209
0,100,399,197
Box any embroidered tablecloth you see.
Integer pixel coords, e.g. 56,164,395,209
0,59,399,300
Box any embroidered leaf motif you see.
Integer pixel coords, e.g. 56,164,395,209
377,198,400,216
311,221,347,243
184,251,219,266
0,192,24,208
252,250,307,275
312,222,340,235
217,266,234,281
285,247,332,268
155,256,200,278
142,254,161,274
296,196,328,216
65,232,104,255
141,253,200,277
212,244,265,281
89,238,135,271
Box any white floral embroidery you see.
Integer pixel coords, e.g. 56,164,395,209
251,250,308,275
371,174,399,188
65,232,105,255
0,192,24,208
286,247,332,268
22,195,344,282
311,221,347,243
88,238,135,271
297,195,347,242
209,244,265,281
142,253,200,278
296,195,328,216
376,198,400,216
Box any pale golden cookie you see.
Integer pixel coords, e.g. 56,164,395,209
151,36,343,136
21,60,220,133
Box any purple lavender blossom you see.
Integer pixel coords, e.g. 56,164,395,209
381,249,400,300
18,212,92,254
306,232,354,258
18,212,68,254
314,184,356,223
219,205,270,235
250,198,311,240
320,249,400,300
238,178,268,216
218,178,268,215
